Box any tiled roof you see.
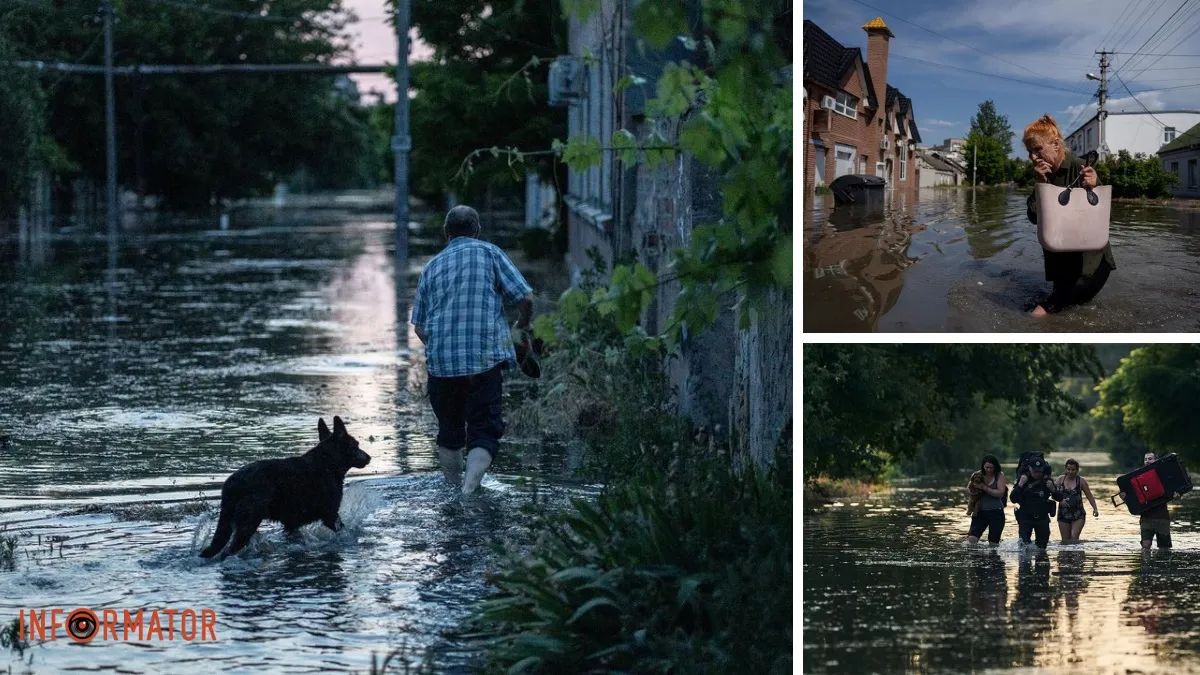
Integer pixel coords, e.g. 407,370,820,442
1159,121,1200,154
885,85,922,143
917,150,960,173
802,19,878,110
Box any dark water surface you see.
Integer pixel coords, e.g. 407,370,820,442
803,189,1200,331
0,211,582,673
804,452,1200,674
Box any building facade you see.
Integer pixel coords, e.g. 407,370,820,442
1065,110,1200,158
802,17,921,191
1159,122,1200,198
554,0,792,466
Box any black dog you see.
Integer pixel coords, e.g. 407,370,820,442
200,416,370,558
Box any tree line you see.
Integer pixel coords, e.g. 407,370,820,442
0,0,567,217
804,344,1199,480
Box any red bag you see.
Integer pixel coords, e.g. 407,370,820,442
1131,470,1165,504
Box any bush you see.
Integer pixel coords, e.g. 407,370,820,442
1096,150,1178,198
469,455,792,674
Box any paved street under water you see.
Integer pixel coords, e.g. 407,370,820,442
803,188,1200,332
805,452,1200,674
0,208,583,673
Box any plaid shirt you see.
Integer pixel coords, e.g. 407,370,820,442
410,237,533,377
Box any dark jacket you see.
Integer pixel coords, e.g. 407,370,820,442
1011,474,1060,521
1025,151,1117,282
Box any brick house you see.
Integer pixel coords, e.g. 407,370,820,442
802,17,921,191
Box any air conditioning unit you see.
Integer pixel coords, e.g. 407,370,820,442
821,95,836,110
880,137,890,150
548,56,583,107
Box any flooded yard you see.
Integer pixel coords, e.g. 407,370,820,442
0,209,580,673
803,188,1200,332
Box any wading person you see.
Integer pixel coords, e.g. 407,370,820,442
1120,452,1174,549
1054,458,1099,544
966,455,1007,545
1011,457,1060,549
1023,114,1116,317
411,205,534,494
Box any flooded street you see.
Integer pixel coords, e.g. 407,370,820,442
804,453,1200,674
0,210,581,673
803,188,1200,331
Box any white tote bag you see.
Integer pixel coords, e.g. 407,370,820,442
1034,183,1111,252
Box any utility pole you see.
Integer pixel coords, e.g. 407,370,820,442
972,144,976,187
102,0,118,240
392,0,411,268
1089,51,1111,160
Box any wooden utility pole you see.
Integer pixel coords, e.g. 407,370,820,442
392,0,411,268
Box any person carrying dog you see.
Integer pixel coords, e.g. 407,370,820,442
411,205,534,494
1011,457,1060,549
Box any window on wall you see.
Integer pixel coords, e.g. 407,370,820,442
565,56,614,214
834,91,858,119
1165,127,1177,143
900,152,908,180
1172,161,1180,176
1190,159,1197,188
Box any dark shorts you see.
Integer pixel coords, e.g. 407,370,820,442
1140,519,1172,548
427,363,506,459
969,509,1005,543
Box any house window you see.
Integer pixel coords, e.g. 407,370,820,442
834,144,856,177
1172,161,1180,176
1165,127,1176,143
900,152,908,180
1190,159,1197,188
833,91,858,119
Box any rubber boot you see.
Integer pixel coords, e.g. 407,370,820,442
437,446,463,485
462,447,492,495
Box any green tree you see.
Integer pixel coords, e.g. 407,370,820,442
803,344,1101,480
0,34,44,218
399,0,568,202
963,100,1014,185
1096,150,1178,198
1093,344,1200,460
3,0,382,209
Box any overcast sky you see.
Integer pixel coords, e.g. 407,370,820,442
804,0,1200,152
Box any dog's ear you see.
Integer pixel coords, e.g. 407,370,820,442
318,418,331,441
333,416,346,435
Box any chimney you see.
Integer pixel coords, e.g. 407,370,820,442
862,17,894,117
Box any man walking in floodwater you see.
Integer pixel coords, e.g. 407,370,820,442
1123,452,1174,549
411,205,534,494
1011,458,1059,549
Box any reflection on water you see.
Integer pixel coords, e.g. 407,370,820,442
804,458,1200,673
0,210,583,672
804,188,1200,332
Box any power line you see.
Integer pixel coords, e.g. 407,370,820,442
1116,0,1192,75
1112,70,1200,144
889,53,1092,95
1098,0,1143,52
1125,4,1200,83
17,61,391,75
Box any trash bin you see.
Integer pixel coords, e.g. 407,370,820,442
829,174,886,207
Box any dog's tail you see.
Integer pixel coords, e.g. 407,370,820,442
200,497,234,558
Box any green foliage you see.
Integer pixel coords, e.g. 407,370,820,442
962,100,1015,185
1093,345,1200,459
3,0,383,208
0,34,46,218
1095,150,1178,198
470,456,791,674
404,0,567,201
803,344,1102,480
516,259,682,478
1010,157,1036,188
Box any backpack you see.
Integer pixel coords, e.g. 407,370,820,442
1017,451,1050,479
